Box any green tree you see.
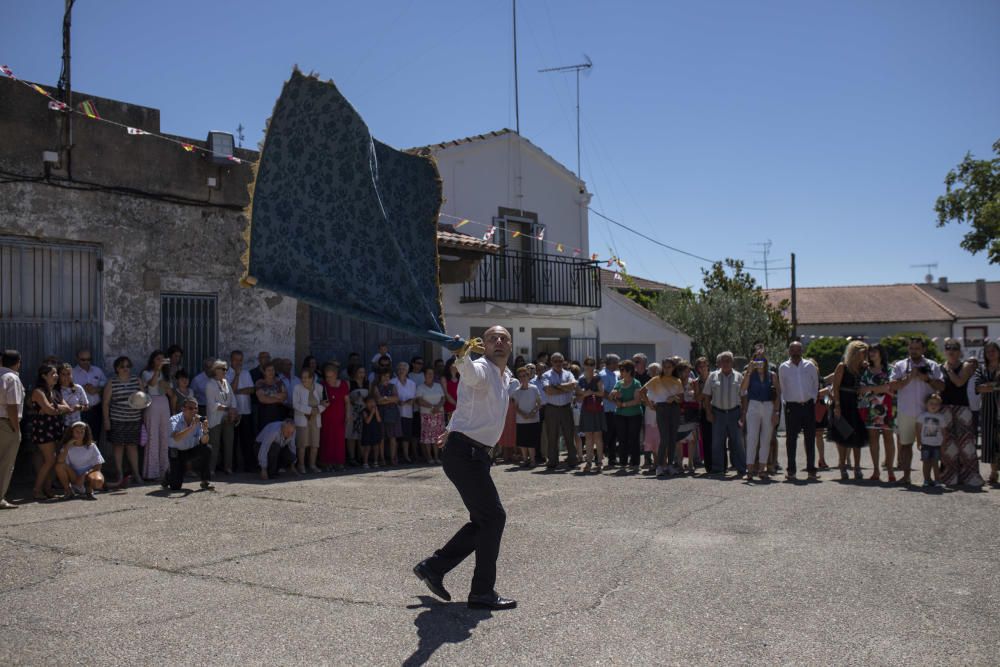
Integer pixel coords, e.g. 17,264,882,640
803,337,849,376
652,259,790,361
878,333,943,365
934,139,1000,264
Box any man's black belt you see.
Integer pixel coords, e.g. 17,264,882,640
449,431,492,452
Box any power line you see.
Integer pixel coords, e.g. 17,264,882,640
587,207,718,264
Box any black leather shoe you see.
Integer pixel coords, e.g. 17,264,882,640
413,561,451,602
467,593,517,610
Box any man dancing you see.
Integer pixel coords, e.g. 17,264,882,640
413,326,517,610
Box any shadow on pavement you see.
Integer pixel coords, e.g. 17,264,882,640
401,596,492,666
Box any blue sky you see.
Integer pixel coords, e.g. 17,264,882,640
4,0,998,289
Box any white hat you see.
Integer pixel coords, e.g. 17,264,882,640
128,391,152,410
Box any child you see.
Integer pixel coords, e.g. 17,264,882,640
55,421,105,499
916,393,949,488
511,367,543,467
172,370,193,413
361,395,382,469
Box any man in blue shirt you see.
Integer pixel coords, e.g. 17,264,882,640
599,354,621,466
163,397,214,491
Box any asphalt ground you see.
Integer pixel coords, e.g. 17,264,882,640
2,447,999,666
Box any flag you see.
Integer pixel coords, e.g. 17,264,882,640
78,99,100,119
483,225,496,241
0,65,16,79
181,143,196,152
227,155,242,164
455,219,469,228
573,248,581,257
614,272,623,281
537,228,545,241
126,127,149,135
31,83,48,96
556,243,564,253
512,231,520,238
48,100,68,111
591,253,598,261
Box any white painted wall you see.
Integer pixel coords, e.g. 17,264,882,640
430,133,589,256
952,319,1000,359
594,288,692,362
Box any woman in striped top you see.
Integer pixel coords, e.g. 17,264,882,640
102,356,144,487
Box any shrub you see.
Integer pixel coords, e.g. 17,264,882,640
803,337,849,376
879,333,944,365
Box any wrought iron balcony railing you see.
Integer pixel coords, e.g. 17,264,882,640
461,249,602,308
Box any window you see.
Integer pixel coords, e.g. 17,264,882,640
964,326,987,348
160,293,218,376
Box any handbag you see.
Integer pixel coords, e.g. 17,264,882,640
830,413,855,441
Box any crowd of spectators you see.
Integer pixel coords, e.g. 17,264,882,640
0,334,998,507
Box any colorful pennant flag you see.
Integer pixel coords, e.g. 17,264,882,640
556,243,564,253
126,126,149,135
591,253,598,261
31,83,48,96
47,100,68,111
181,143,196,152
227,155,242,164
537,228,545,241
483,225,496,241
614,272,623,281
1,65,16,79
455,219,469,228
512,231,521,238
573,248,581,257
78,100,100,119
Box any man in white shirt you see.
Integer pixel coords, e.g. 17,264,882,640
227,350,256,472
778,341,820,480
256,419,297,480
413,326,517,611
889,337,944,485
391,362,418,461
72,349,106,444
0,350,26,509
542,352,580,469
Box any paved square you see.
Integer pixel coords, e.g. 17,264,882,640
2,457,998,665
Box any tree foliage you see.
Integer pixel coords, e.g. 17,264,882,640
878,333,943,365
803,337,849,376
934,138,1000,264
651,259,790,362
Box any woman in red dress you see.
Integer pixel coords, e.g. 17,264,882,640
442,357,460,424
319,362,351,471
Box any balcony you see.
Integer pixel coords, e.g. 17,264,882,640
461,249,602,309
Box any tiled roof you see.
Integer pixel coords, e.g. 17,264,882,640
406,129,583,186
917,281,1000,319
436,226,500,253
599,268,678,293
765,284,954,324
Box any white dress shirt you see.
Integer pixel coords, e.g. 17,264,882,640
225,368,254,415
778,358,819,404
890,358,943,417
72,364,106,407
447,355,514,448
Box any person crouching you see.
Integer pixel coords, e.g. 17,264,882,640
164,397,214,491
55,421,105,499
256,419,297,480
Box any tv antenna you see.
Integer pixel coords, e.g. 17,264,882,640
910,262,938,284
236,123,245,149
539,55,593,179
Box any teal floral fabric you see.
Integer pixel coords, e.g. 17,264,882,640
247,69,450,345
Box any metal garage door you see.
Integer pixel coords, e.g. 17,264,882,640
0,236,103,378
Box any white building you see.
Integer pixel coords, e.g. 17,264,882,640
410,129,690,363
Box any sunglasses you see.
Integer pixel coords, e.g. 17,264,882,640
944,345,960,351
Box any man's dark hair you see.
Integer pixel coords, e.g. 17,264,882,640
2,350,21,368
166,344,184,356
909,336,926,346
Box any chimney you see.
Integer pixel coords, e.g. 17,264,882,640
976,279,988,308
938,276,948,292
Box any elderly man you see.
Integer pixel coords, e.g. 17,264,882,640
702,351,747,478
191,357,215,416
164,397,214,491
542,352,580,469
256,419,297,480
414,326,517,611
599,354,621,467
72,349,107,443
779,340,820,480
0,350,26,509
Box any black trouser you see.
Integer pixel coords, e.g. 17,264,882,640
617,413,643,466
167,444,212,490
82,406,103,448
267,444,295,476
425,432,506,596
784,401,817,474
235,416,257,471
700,412,713,472
656,403,680,467
603,410,619,464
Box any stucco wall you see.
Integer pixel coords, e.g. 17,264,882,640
797,321,952,342
594,288,692,362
